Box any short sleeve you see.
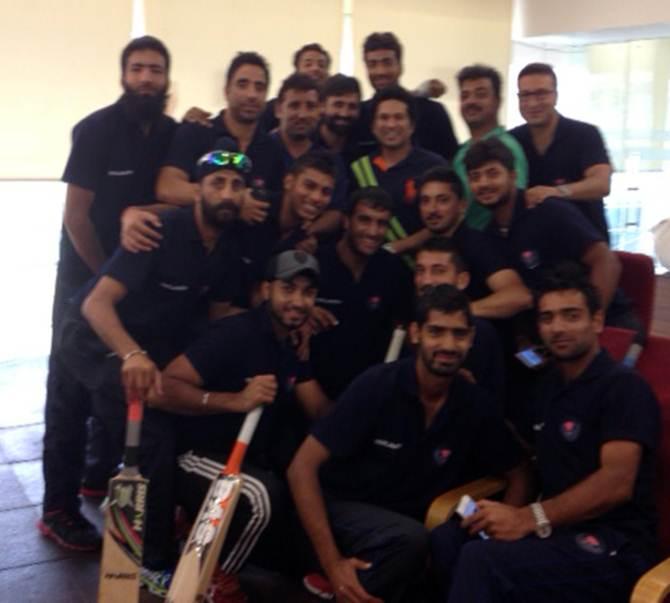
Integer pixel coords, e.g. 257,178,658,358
600,372,660,451
577,125,610,172
62,119,108,191
162,122,203,178
102,246,157,293
311,365,386,457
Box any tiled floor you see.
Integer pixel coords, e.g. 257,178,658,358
1,275,668,602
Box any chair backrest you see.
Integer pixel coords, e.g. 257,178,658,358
636,335,670,557
616,250,656,337
599,326,636,361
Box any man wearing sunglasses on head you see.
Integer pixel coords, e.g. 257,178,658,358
44,149,249,596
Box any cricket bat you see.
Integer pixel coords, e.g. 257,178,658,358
97,397,148,603
166,405,264,603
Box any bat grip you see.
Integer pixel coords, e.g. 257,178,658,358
124,397,144,468
385,327,406,362
224,406,264,476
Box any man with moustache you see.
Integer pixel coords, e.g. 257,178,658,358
289,285,527,603
414,237,506,406
358,31,459,161
450,64,528,230
270,73,322,166
350,86,445,257
42,149,248,589
417,166,531,320
260,42,332,133
510,63,612,239
156,250,328,598
156,52,283,228
39,35,177,549
464,138,636,331
315,73,365,166
431,267,659,603
310,187,414,399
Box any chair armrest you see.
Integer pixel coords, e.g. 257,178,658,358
630,557,670,603
424,477,507,531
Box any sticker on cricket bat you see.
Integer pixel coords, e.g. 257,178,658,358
106,481,148,566
190,480,236,549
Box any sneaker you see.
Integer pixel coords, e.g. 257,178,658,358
303,573,334,600
37,509,102,552
140,566,173,598
205,569,248,603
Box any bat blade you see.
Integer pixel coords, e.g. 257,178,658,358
97,473,148,603
97,397,147,603
166,474,242,603
167,406,263,603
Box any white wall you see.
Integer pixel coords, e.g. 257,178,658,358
513,0,670,38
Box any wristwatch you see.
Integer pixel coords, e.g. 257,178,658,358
530,502,552,539
556,184,571,198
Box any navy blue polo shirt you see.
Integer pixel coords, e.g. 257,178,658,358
509,115,611,239
268,132,349,211
310,244,414,398
449,222,511,301
531,350,659,557
313,127,368,169
313,357,523,520
162,110,284,193
485,191,604,292
357,97,459,161
350,148,446,236
60,99,177,284
181,304,312,470
76,207,242,366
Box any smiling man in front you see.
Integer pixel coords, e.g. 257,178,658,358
431,266,659,602
288,285,527,603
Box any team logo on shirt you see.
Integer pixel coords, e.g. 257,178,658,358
576,533,605,554
367,295,382,310
520,249,540,270
560,419,581,442
403,178,417,204
433,447,452,466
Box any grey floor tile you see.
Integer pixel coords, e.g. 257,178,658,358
0,506,71,570
0,464,30,511
0,357,47,428
0,423,44,463
12,459,43,506
0,556,99,603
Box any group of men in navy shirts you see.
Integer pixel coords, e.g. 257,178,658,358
39,32,660,603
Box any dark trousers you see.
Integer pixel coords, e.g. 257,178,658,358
176,452,293,574
43,335,178,566
325,500,429,603
431,518,653,603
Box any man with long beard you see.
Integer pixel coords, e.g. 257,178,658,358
41,148,248,594
40,35,177,549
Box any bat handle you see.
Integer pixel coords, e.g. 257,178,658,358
385,327,406,362
123,397,144,469
224,406,264,476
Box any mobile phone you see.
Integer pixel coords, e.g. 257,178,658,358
515,346,547,369
455,495,489,539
